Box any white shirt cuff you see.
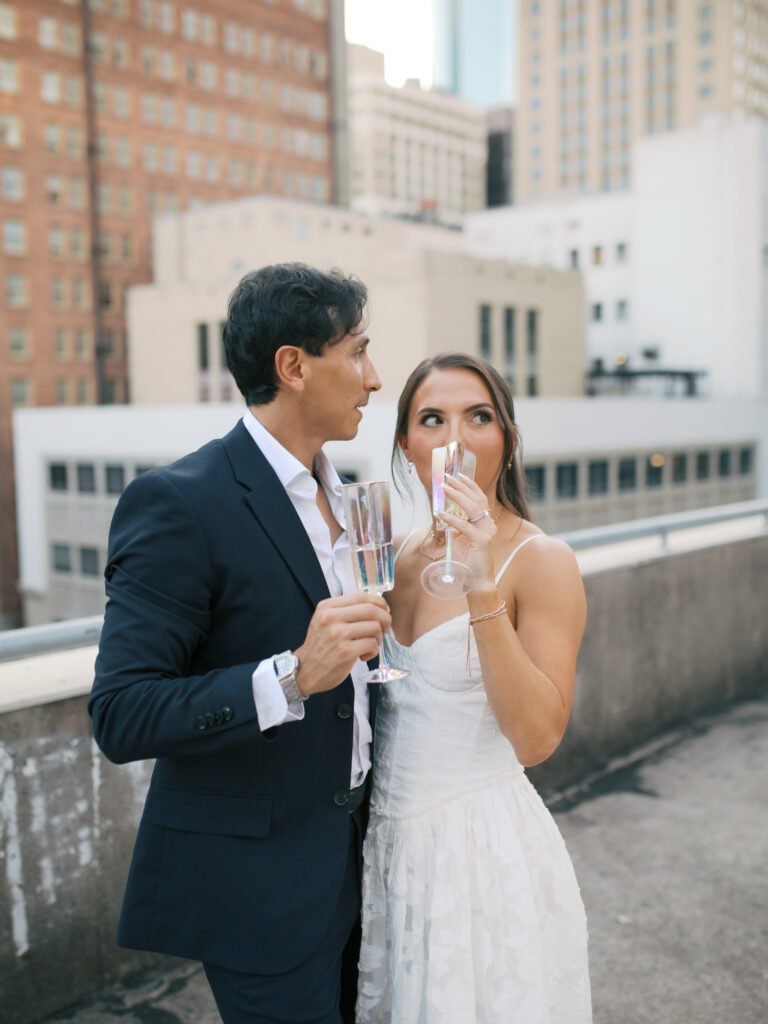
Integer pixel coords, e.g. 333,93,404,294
251,658,305,731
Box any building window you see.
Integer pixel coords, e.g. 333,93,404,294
616,242,628,261
646,454,665,487
49,464,68,491
0,113,22,148
41,70,60,102
616,299,629,320
525,465,546,502
10,378,29,406
556,463,578,500
592,245,604,265
0,4,17,39
6,272,28,307
672,453,687,483
80,547,100,576
1,166,23,200
739,447,753,475
51,276,67,309
3,219,25,254
105,465,125,494
569,248,579,269
592,303,603,322
588,460,609,495
618,457,637,491
77,463,96,493
479,304,491,360
504,307,515,390
696,452,710,480
197,323,209,370
526,310,538,396
0,57,19,93
53,544,72,573
9,325,29,359
718,450,731,477
56,379,69,405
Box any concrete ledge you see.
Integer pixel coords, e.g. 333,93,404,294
0,647,96,714
1,534,767,1023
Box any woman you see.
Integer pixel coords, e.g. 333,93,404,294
357,353,592,1023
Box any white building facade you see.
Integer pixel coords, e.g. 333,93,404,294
13,398,765,625
466,115,768,401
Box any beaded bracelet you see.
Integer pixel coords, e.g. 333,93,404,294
469,600,507,626
467,600,508,675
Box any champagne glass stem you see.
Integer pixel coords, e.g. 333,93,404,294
379,641,392,672
445,527,454,570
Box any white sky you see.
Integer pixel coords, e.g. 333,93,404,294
344,0,434,87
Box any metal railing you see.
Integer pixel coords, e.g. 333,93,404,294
1,499,766,665
0,615,103,664
558,497,768,551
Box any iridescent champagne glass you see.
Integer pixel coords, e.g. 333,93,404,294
342,480,409,682
420,442,477,600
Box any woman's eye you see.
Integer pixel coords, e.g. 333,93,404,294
472,410,493,424
420,413,441,426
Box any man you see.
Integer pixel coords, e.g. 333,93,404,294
89,263,390,1024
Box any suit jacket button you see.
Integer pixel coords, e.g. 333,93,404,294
336,703,353,720
214,710,224,725
195,715,207,731
222,706,234,721
333,790,350,807
204,712,215,728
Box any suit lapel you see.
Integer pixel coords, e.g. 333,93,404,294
222,421,330,609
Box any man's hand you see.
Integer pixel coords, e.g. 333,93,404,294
293,593,391,697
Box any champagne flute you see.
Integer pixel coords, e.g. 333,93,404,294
420,442,477,600
341,480,409,683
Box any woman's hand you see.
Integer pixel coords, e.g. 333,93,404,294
438,474,497,590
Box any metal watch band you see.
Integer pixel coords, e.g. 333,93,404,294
273,651,305,703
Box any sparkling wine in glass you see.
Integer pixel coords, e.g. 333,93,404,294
421,442,477,600
342,480,409,683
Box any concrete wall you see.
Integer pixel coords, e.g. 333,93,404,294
0,654,161,1024
1,535,767,1022
531,533,768,791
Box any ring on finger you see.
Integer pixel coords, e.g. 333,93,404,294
468,509,491,524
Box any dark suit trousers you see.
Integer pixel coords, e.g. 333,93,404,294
203,805,366,1024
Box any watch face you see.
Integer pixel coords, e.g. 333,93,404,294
275,652,298,679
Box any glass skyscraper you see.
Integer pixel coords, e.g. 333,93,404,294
432,0,517,109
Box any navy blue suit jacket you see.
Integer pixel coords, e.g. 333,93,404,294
89,420,376,974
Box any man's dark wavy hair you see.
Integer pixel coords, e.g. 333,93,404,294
223,262,368,405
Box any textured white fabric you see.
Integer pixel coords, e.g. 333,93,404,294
357,613,592,1024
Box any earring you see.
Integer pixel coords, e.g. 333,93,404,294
407,459,414,475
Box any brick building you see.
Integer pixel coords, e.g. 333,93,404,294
0,0,346,626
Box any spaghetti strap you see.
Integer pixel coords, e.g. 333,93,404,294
394,529,421,565
494,534,547,585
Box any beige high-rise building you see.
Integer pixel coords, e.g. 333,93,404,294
347,43,487,226
516,0,768,203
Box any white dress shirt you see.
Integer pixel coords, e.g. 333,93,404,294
243,409,372,789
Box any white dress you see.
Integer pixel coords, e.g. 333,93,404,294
357,535,592,1024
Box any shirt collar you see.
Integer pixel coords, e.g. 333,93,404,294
242,409,345,525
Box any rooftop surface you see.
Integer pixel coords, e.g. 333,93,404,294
37,693,768,1024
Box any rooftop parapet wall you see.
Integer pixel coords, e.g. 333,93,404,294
1,534,767,1023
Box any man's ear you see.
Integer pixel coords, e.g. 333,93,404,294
274,345,306,394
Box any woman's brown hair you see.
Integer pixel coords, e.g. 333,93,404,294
392,352,531,521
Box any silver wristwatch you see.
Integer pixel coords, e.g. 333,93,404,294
273,650,305,704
